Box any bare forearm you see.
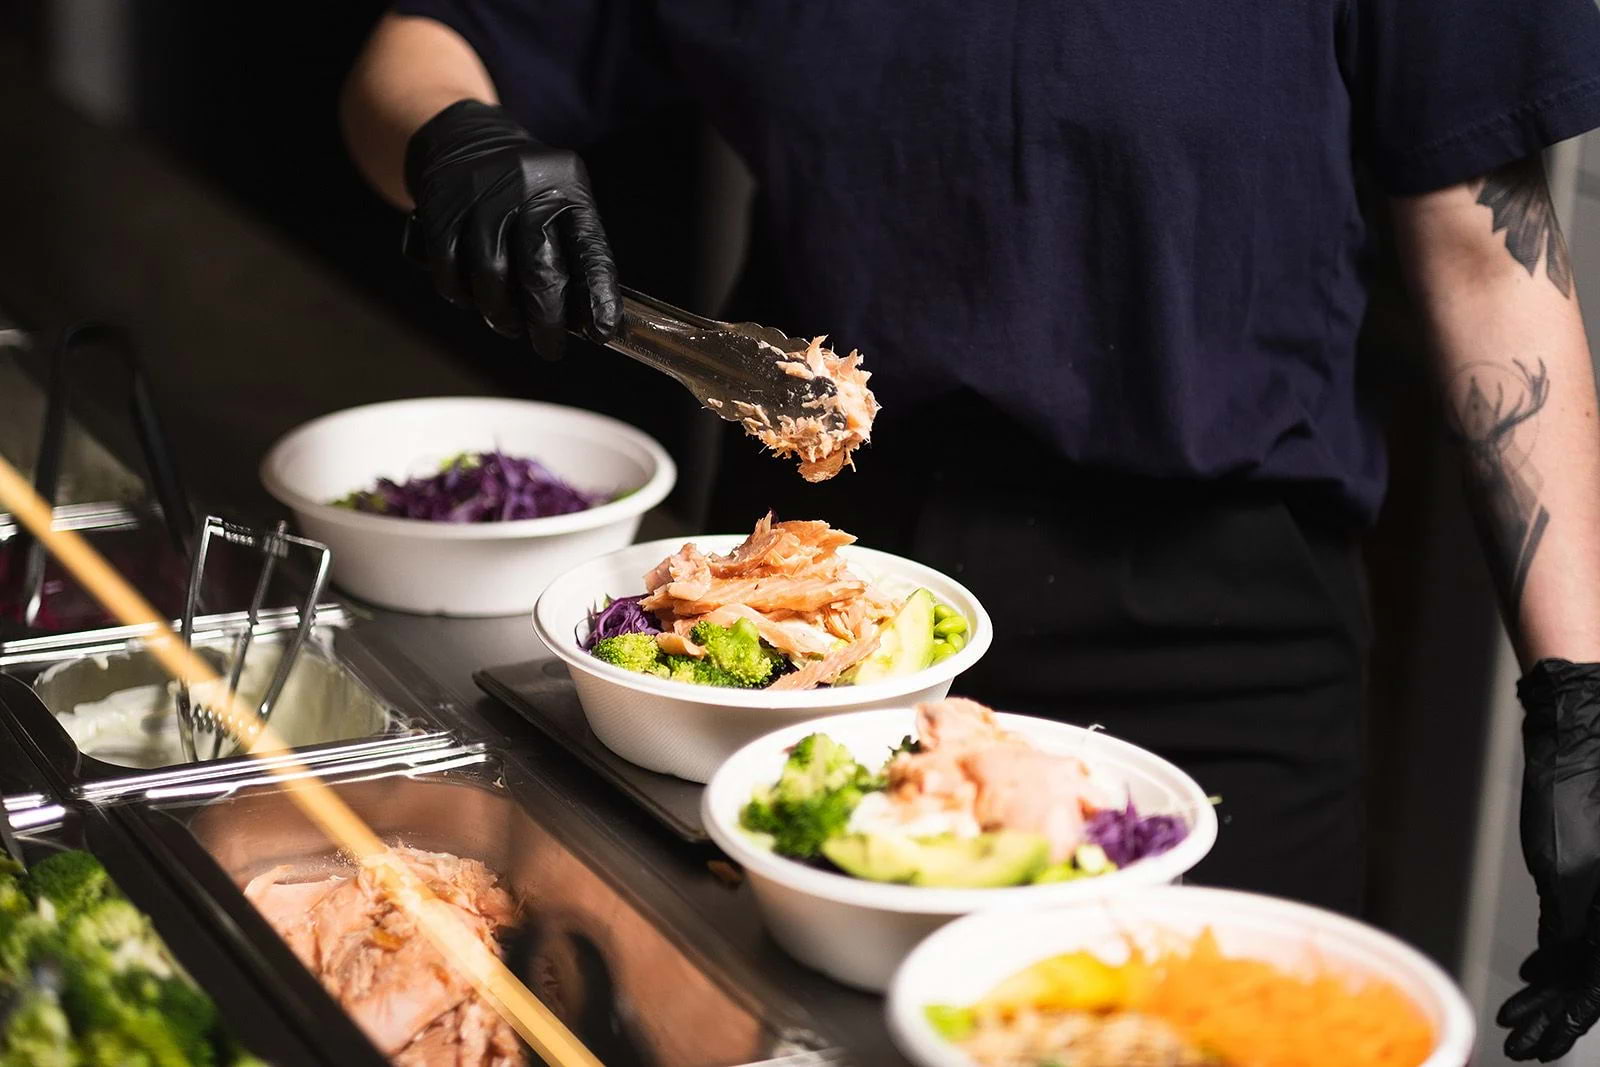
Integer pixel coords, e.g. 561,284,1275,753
340,14,498,209
1395,157,1600,665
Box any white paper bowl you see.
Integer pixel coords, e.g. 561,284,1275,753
887,885,1474,1067
700,709,1218,992
532,536,993,783
260,397,675,616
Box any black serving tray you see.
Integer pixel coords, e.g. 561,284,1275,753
475,659,709,843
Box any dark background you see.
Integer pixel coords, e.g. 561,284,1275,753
0,0,1502,973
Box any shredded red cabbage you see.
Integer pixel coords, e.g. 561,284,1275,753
1084,800,1188,867
581,594,661,650
333,450,603,522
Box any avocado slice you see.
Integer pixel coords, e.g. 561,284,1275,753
822,832,923,883
909,831,1051,888
823,830,1050,888
849,588,938,685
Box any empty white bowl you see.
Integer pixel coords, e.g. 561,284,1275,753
701,708,1218,992
532,535,993,783
261,397,675,616
887,885,1474,1067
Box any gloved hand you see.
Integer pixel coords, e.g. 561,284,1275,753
401,99,620,359
1500,659,1600,1061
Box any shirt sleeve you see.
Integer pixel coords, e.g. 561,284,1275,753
387,0,684,148
1345,0,1600,194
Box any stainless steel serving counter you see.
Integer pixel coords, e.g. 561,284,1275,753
358,605,911,1066
0,46,909,1060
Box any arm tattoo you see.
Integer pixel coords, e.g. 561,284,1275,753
1448,358,1552,608
1475,157,1574,298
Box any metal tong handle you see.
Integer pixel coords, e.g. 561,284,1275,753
16,334,70,627
607,286,744,386
13,323,195,628
208,519,285,761
176,515,331,762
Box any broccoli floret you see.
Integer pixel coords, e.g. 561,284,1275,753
76,1021,192,1067
591,633,668,676
740,734,878,858
0,985,75,1067
662,654,744,688
26,853,110,921
689,618,783,688
77,1030,153,1067
152,978,218,1063
60,968,198,1067
0,913,61,982
0,853,235,1067
64,901,150,962
0,878,28,927
785,734,870,792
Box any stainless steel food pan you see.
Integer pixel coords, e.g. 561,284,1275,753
3,799,355,1065
131,755,839,1066
0,605,454,796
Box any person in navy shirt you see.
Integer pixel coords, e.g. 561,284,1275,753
344,3,1600,1056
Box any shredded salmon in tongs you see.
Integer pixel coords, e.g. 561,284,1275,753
734,337,880,482
640,512,901,688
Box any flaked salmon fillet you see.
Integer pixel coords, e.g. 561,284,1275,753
643,542,712,597
655,628,706,657
643,573,866,617
886,699,1096,861
243,846,519,1065
708,513,856,578
767,633,882,690
686,603,841,658
633,513,902,689
735,337,880,482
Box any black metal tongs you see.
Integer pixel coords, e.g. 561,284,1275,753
5,322,194,631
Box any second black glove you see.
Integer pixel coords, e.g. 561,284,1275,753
402,99,620,358
1500,658,1600,1061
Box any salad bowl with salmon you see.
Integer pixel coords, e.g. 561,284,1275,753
533,514,992,782
701,700,1217,991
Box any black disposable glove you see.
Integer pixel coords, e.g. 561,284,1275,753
401,99,620,359
1501,659,1600,1061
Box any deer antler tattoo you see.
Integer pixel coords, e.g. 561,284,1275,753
1453,358,1551,609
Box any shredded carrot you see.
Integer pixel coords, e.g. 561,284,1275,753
1127,929,1434,1067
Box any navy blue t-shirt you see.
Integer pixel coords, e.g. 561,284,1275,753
392,0,1600,524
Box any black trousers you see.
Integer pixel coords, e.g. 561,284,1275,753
707,403,1371,914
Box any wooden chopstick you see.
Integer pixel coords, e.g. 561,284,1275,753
0,456,602,1067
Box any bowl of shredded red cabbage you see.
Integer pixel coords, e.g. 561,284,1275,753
261,397,675,615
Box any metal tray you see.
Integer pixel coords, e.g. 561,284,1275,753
120,749,843,1066
0,605,457,800
3,798,351,1065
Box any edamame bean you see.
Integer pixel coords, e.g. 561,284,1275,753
946,632,967,652
933,602,955,622
934,615,967,637
930,640,955,663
